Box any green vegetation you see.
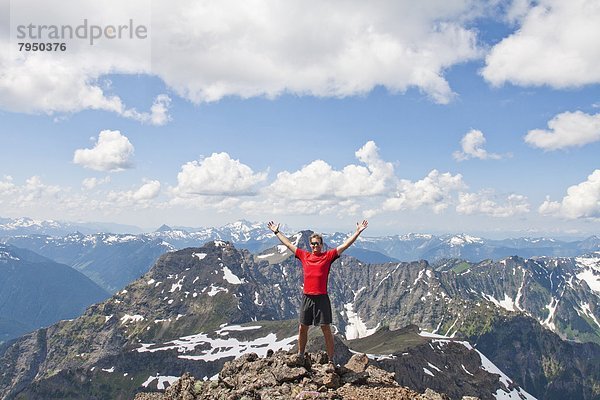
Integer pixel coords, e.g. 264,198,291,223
348,325,427,354
451,262,471,274
559,318,600,345
541,356,563,381
457,305,498,339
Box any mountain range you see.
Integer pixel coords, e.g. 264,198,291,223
2,217,600,264
2,217,600,299
1,232,599,399
3,233,172,293
0,217,143,236
0,243,109,343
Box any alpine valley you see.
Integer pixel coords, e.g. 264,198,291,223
0,217,599,400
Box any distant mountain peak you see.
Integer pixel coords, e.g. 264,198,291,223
445,233,484,246
155,224,173,232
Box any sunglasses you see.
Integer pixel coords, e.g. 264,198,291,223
310,242,321,246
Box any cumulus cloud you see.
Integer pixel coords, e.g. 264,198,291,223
107,180,161,207
378,169,466,215
453,129,504,161
0,176,62,208
539,169,600,219
173,152,268,197
0,176,17,196
0,0,168,123
456,190,530,217
0,174,166,220
149,1,482,105
504,0,534,24
121,95,172,126
483,0,600,87
0,51,125,115
73,130,135,172
0,50,170,125
0,0,483,121
524,111,600,150
268,141,395,200
82,176,111,190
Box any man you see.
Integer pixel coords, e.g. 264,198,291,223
267,220,368,365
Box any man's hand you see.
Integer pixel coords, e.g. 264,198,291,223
268,221,297,253
267,221,280,234
337,220,369,255
356,220,368,233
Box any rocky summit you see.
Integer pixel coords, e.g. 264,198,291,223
134,351,475,400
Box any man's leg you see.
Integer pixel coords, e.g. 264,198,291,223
298,323,309,355
320,324,334,363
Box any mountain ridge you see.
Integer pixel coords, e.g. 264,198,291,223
0,238,598,399
2,216,599,262
0,243,110,343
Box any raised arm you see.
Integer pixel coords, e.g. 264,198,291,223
336,220,368,255
267,221,297,254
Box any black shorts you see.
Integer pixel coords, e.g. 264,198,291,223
300,294,332,326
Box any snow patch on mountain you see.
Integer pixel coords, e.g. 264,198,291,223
206,284,228,297
136,325,295,362
222,266,244,284
344,302,377,340
447,234,484,247
0,251,19,261
256,253,274,259
578,303,600,328
121,314,144,324
481,292,518,312
142,375,179,389
575,256,600,293
424,338,537,400
542,297,560,331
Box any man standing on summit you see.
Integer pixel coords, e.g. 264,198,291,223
267,220,368,365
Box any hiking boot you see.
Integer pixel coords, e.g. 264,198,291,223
287,353,306,368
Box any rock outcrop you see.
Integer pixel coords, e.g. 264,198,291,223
134,351,478,400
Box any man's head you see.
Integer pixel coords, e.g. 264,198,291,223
309,233,323,254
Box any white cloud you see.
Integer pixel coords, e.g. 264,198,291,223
456,190,530,217
149,95,172,126
0,176,63,209
379,169,466,214
82,176,111,190
107,180,161,207
539,170,600,219
121,95,172,126
504,0,534,24
73,130,135,172
0,0,483,121
0,176,17,196
482,0,600,87
0,51,170,124
0,0,165,123
173,152,267,197
268,141,394,200
524,111,600,150
0,51,125,115
0,174,165,221
453,129,504,161
149,1,482,105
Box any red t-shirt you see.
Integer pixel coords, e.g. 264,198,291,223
295,248,339,295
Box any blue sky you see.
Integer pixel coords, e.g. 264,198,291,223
1,0,599,238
